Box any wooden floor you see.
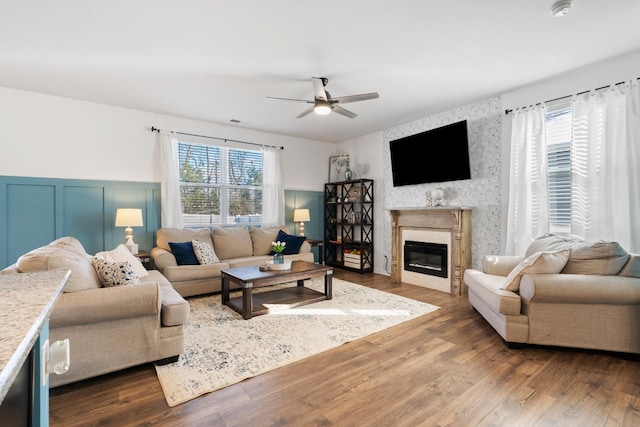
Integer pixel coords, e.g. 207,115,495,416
50,270,640,427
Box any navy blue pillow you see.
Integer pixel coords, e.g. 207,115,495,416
272,230,306,255
168,241,199,265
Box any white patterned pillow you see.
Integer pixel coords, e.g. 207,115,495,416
192,239,220,264
92,257,140,287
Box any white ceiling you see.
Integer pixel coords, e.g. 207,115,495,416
1,1,639,143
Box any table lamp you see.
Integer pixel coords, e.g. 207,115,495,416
293,208,311,237
115,208,143,254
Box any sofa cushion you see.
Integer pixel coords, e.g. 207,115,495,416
168,241,199,265
272,230,306,255
192,239,220,264
502,250,570,291
250,226,288,256
16,243,102,292
213,226,253,259
464,269,521,316
156,228,213,252
94,244,149,277
525,234,629,275
562,241,629,275
91,258,140,287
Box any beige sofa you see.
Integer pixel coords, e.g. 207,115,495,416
1,237,189,387
151,225,315,297
464,234,640,354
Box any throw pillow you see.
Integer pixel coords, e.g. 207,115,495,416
250,226,287,256
94,244,149,277
91,257,140,287
502,249,570,292
192,239,220,264
272,230,306,255
168,241,199,265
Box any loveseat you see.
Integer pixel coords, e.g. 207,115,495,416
151,225,315,297
0,237,189,387
464,234,640,354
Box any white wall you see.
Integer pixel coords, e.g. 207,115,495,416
337,132,386,274
0,86,335,191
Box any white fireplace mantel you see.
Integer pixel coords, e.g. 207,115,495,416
388,207,472,296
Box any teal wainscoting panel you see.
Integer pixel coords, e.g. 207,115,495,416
5,183,57,266
284,189,324,262
0,176,161,268
63,186,106,255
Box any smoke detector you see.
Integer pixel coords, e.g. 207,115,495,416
551,0,573,17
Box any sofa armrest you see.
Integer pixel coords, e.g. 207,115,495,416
299,241,311,253
151,247,178,271
519,274,640,305
483,255,524,276
50,282,161,328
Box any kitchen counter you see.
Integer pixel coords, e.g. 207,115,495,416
0,270,70,404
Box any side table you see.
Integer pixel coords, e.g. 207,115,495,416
134,250,152,270
306,239,324,264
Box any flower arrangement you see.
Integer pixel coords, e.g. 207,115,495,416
272,241,286,253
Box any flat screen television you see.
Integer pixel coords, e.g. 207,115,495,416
389,120,471,186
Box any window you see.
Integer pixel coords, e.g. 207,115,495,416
178,142,263,227
544,99,572,234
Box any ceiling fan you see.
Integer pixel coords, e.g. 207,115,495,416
267,77,379,119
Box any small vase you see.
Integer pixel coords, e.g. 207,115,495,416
273,252,284,264
345,168,352,180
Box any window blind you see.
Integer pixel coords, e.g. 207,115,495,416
544,99,572,232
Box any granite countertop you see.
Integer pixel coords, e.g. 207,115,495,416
0,270,70,404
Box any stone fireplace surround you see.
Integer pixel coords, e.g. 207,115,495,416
389,207,472,296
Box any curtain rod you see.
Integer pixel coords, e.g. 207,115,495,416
504,77,639,115
150,126,284,150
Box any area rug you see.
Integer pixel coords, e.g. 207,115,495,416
155,278,439,406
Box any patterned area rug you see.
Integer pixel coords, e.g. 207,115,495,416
155,278,439,406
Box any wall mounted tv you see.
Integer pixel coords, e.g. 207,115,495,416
389,120,471,187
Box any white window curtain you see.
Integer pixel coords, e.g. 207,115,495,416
261,146,284,228
158,132,184,228
506,104,549,255
570,80,640,252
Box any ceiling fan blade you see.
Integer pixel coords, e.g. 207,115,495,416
331,105,358,119
331,92,380,104
296,106,315,118
266,96,313,103
311,77,328,101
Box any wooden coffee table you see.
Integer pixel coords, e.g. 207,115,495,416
221,260,333,319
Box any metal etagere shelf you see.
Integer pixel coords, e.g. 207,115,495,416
323,179,374,273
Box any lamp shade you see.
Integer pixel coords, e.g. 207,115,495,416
115,208,144,227
293,208,311,222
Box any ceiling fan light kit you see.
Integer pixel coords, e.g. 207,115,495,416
267,77,379,119
551,0,572,17
314,101,331,115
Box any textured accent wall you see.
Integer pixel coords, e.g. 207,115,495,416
382,96,503,269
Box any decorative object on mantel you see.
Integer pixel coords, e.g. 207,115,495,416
154,277,439,406
425,191,433,207
432,188,445,207
328,154,349,182
115,208,143,254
